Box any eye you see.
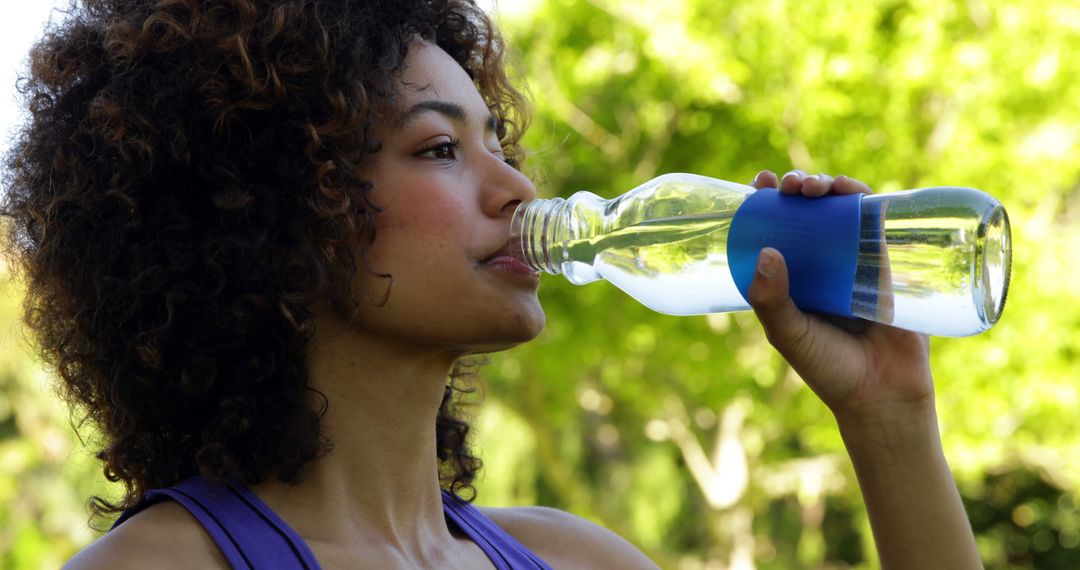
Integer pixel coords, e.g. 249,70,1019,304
500,148,520,168
416,138,460,160
488,140,517,168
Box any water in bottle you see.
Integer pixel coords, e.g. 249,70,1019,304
510,173,1011,337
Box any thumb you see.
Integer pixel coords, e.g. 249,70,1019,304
747,248,812,356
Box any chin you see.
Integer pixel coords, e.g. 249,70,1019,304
509,300,547,340
467,305,546,355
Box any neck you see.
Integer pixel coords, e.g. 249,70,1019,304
252,311,464,553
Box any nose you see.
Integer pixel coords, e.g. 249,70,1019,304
482,151,537,218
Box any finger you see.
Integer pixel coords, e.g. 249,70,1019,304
749,249,872,406
779,170,805,195
802,173,834,197
832,175,873,195
751,170,778,189
821,313,872,335
746,247,812,356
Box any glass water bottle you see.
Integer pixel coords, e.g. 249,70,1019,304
510,173,1011,337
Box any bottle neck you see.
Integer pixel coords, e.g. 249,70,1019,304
510,197,568,275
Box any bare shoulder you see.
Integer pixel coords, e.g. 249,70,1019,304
64,501,228,570
480,505,659,570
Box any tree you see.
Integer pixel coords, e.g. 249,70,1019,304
2,0,1079,568
474,0,1080,568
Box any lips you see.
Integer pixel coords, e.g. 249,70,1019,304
482,238,540,280
481,239,528,265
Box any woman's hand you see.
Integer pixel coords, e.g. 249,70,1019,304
746,169,933,428
747,170,982,569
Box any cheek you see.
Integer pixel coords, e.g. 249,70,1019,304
377,189,468,236
364,200,471,281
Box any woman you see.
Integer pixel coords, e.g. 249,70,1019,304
2,0,981,568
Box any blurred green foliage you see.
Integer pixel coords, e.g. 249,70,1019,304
2,0,1080,568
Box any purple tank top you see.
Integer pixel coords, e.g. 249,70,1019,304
111,476,554,569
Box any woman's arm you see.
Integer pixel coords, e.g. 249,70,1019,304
482,505,661,570
746,170,982,569
836,401,978,568
64,502,227,570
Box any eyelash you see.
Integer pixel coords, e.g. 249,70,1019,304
417,138,461,160
416,138,519,168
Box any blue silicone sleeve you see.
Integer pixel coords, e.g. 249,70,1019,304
726,188,862,317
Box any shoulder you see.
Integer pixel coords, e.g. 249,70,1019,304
479,505,659,570
64,501,228,570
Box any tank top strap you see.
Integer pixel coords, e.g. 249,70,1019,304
112,476,320,570
113,477,553,569
440,491,555,570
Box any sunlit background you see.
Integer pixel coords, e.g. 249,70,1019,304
3,1,1080,568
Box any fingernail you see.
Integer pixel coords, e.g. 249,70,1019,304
757,250,776,278
750,172,760,185
805,174,820,183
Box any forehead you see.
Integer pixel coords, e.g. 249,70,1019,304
396,40,487,114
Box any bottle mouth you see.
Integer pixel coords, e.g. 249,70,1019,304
509,201,536,270
976,203,1011,326
510,197,565,274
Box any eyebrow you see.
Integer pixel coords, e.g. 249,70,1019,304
398,100,499,134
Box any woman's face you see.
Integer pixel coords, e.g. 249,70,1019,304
347,40,545,355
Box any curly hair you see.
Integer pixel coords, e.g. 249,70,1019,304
1,0,529,517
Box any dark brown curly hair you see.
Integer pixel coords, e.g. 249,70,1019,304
1,0,529,518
